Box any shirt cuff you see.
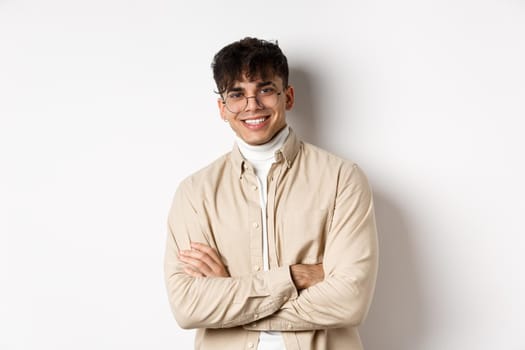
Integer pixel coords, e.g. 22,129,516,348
264,265,298,302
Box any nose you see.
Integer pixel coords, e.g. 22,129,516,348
244,95,264,111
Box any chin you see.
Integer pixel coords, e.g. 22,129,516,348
239,132,268,145
247,137,269,146
244,138,266,146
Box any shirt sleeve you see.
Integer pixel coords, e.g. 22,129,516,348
164,178,299,330
244,164,379,331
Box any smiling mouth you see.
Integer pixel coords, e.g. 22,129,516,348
243,116,269,125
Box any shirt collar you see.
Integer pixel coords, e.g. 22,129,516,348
231,127,302,179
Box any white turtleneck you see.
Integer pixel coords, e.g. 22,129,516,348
235,126,289,350
236,126,289,271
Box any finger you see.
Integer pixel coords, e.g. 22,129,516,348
190,242,223,266
189,245,228,276
180,247,227,277
179,254,213,276
184,266,204,278
181,248,217,269
190,242,221,265
185,247,224,275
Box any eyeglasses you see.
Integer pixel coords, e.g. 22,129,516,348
222,86,282,114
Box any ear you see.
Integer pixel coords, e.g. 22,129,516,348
285,85,295,110
217,98,228,121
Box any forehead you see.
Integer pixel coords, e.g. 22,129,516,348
229,75,283,89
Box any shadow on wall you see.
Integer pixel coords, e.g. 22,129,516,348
288,66,321,145
289,65,427,350
360,192,427,350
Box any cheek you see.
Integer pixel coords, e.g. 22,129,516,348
275,106,288,119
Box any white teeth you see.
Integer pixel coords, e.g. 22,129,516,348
244,117,267,125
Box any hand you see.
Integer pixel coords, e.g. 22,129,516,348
179,242,230,278
290,263,324,290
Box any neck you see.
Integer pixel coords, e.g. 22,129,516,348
236,126,289,162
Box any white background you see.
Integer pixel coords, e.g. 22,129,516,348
1,0,524,349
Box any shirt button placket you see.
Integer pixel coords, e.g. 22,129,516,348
247,175,263,286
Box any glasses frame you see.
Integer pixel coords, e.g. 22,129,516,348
221,90,282,114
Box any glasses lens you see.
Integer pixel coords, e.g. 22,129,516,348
224,90,280,113
225,96,245,113
259,91,279,108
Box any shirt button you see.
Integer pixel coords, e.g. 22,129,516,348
251,322,257,327
254,313,259,319
252,185,258,191
253,265,260,271
287,323,293,330
253,222,259,228
248,342,254,348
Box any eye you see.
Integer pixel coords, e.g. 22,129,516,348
259,87,276,95
227,92,244,100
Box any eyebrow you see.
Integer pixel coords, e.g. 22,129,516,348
228,81,276,92
256,81,275,88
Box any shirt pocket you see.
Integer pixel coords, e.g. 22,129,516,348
279,207,331,264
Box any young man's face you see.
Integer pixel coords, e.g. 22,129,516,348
218,75,294,146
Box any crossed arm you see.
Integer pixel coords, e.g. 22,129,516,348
165,165,378,331
180,242,324,290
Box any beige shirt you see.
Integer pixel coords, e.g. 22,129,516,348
164,129,378,350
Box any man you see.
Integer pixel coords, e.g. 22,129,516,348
164,37,378,350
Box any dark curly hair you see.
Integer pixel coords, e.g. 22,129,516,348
212,37,289,95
